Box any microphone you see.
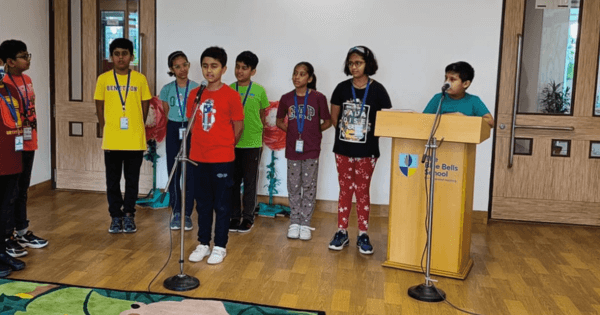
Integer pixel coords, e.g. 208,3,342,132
194,80,208,105
441,82,450,92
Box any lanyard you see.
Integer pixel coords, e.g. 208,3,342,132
235,81,253,107
0,87,18,124
351,79,371,117
7,73,29,116
293,90,309,135
113,70,131,113
174,80,190,119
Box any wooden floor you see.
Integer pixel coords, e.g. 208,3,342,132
8,189,600,314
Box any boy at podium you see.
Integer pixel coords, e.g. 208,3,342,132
422,61,494,128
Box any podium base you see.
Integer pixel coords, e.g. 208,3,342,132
408,284,445,302
163,274,200,291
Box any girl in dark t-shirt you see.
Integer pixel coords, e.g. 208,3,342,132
329,46,392,255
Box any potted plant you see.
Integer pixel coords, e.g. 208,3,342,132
540,80,570,114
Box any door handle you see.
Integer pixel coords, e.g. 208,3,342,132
508,34,524,169
514,125,574,131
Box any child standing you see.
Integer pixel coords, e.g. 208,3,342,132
329,46,392,255
229,51,270,233
422,61,494,128
276,62,331,241
0,39,48,256
94,38,152,234
186,47,244,265
0,68,26,275
159,51,199,231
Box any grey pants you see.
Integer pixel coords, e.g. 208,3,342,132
287,159,319,226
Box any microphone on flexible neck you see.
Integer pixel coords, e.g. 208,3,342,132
194,80,208,104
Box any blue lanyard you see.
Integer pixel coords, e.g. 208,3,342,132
0,87,18,124
235,81,253,107
174,80,190,119
351,79,371,117
113,70,131,113
293,90,309,135
7,73,29,116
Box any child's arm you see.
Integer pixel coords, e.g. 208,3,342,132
330,104,341,129
276,118,287,132
162,101,170,118
483,113,494,128
320,119,332,132
260,109,266,126
95,100,105,132
233,120,244,145
142,100,149,123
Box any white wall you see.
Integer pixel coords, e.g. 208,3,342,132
0,0,51,186
156,0,503,211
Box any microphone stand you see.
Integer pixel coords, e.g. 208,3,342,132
162,96,202,292
408,89,447,302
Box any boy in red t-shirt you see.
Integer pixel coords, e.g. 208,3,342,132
186,47,244,265
0,40,48,258
0,66,27,276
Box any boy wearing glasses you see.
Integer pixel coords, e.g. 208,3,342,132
94,38,151,234
0,40,48,257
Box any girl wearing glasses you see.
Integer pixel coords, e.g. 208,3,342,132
159,51,199,231
329,46,392,255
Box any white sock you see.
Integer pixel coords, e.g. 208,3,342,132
359,230,367,236
16,228,28,237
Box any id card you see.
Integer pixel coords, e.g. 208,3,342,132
179,127,186,140
120,117,129,130
295,139,304,153
15,135,23,151
23,127,32,141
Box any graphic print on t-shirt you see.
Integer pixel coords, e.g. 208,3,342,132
339,101,370,143
288,104,315,121
200,99,216,131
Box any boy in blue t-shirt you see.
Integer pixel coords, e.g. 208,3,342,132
423,61,494,128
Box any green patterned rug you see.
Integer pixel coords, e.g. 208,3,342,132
0,279,325,315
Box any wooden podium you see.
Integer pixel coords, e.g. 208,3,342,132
374,111,490,279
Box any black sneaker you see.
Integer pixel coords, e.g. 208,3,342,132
123,215,137,233
328,230,349,250
108,217,123,233
229,219,240,232
0,252,25,271
16,231,48,249
357,233,374,255
5,236,28,257
0,263,11,277
237,219,253,233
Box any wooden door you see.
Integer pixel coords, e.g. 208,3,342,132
52,0,155,192
491,0,600,225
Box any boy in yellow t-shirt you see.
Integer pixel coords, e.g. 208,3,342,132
94,38,151,234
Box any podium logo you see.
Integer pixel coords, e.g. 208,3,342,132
399,153,418,177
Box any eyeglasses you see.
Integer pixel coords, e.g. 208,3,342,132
348,46,369,57
347,61,365,68
172,62,190,70
16,53,32,61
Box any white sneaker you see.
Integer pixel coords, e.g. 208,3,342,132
287,224,300,239
207,246,227,265
189,244,211,262
299,226,315,240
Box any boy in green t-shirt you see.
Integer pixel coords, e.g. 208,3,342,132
423,61,494,128
228,51,270,233
94,38,151,234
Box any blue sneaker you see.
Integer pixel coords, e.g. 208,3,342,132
108,217,123,234
357,233,373,255
170,213,181,230
328,230,349,250
123,215,137,233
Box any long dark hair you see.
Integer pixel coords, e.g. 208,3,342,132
294,61,317,90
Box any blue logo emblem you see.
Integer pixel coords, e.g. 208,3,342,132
399,154,418,177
